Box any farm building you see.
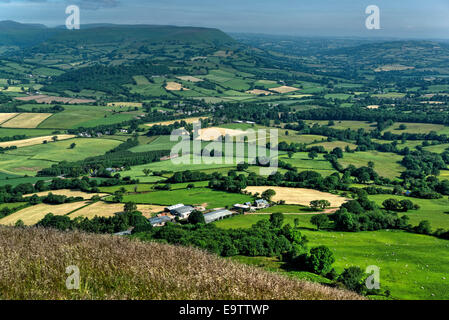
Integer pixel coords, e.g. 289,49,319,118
233,203,250,210
165,204,184,212
204,209,233,224
255,199,269,208
148,215,172,227
171,206,194,219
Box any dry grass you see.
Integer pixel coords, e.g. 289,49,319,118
14,95,95,104
196,127,245,141
244,186,349,207
0,202,89,226
24,189,108,199
69,201,164,219
1,113,53,128
144,117,207,127
165,82,188,91
0,113,19,124
269,86,300,94
0,135,76,148
176,76,203,82
107,102,143,108
246,89,273,95
0,226,363,300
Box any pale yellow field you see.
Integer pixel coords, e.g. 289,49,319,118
374,65,414,72
165,82,189,91
0,113,19,124
145,117,208,127
196,127,245,141
0,201,89,226
269,86,300,94
68,201,165,219
366,105,379,109
0,134,75,148
107,102,143,108
244,186,349,207
1,113,53,128
176,76,203,82
246,89,273,95
24,189,108,199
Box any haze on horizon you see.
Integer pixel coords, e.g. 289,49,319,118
0,0,448,39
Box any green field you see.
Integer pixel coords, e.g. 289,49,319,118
0,138,121,175
215,214,449,300
120,187,253,208
279,152,337,176
339,151,405,179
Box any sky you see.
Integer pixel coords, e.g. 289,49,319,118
0,0,448,39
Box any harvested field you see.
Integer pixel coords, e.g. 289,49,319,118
176,76,203,82
24,189,108,199
246,89,273,95
0,113,19,124
69,201,165,219
145,117,207,127
374,65,414,72
165,82,188,91
1,113,53,128
366,105,379,109
15,95,95,104
0,134,75,148
270,86,300,94
196,127,245,141
107,102,143,108
244,186,349,207
0,201,88,226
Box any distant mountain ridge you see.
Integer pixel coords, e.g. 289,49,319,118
0,20,235,48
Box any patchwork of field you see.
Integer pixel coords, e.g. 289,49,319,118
243,186,349,207
339,151,405,179
165,81,188,91
24,189,108,199
0,134,75,148
383,122,449,134
306,120,378,131
69,201,165,219
120,187,253,209
0,201,88,226
1,113,52,128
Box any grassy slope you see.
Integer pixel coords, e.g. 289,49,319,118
0,226,362,300
215,214,449,300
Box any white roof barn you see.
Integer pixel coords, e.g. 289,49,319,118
204,209,233,224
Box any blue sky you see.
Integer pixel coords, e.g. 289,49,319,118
0,0,448,38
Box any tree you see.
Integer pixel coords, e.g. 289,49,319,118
367,161,375,169
338,266,366,294
261,189,276,202
308,151,318,160
382,198,400,211
15,219,25,227
306,246,335,275
143,169,152,177
414,220,432,235
310,214,330,230
124,202,137,214
269,212,284,229
287,151,294,159
310,200,331,210
70,143,76,149
52,136,58,142
188,210,205,224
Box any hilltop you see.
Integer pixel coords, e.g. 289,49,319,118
0,226,362,300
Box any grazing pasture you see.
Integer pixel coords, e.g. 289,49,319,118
120,187,253,209
243,186,349,207
339,151,405,179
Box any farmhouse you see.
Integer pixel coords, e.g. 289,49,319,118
148,215,172,227
255,199,269,208
204,209,233,224
233,203,250,210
